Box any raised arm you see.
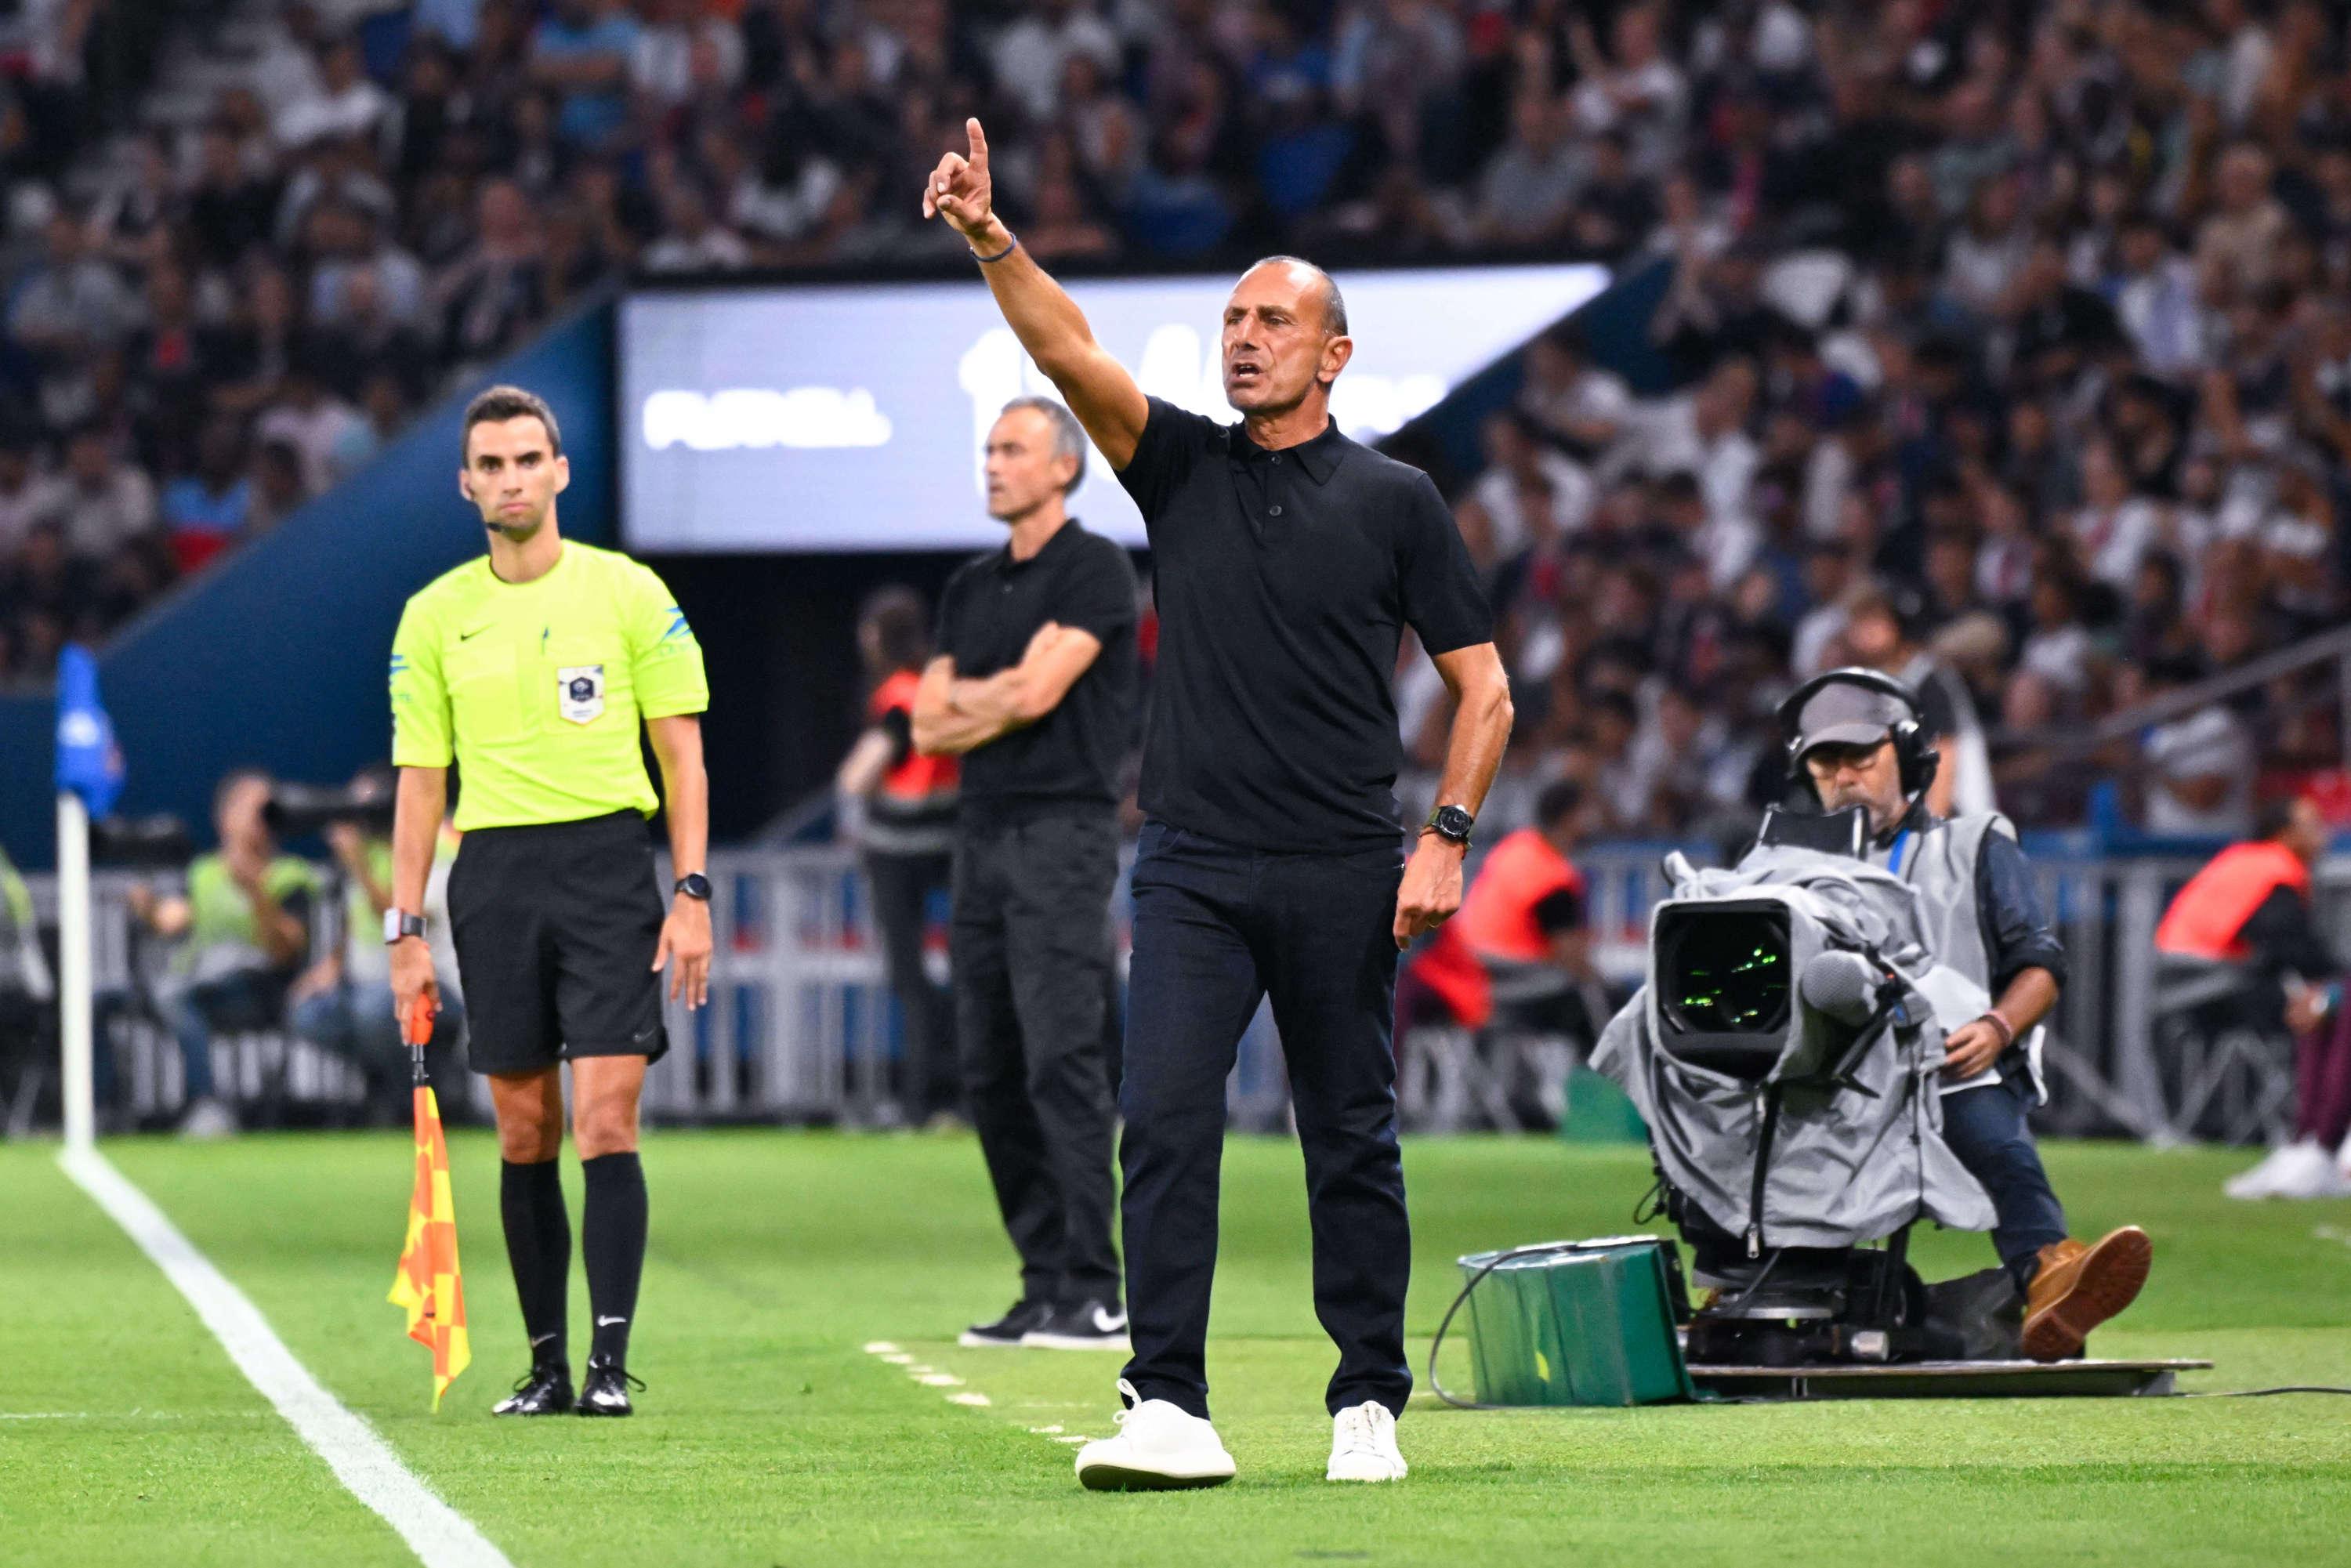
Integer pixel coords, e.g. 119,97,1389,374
924,118,1149,469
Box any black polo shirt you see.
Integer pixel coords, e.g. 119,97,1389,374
935,518,1139,815
1116,396,1493,853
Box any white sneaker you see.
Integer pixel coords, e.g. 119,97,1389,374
178,1096,238,1140
2269,1140,2351,1199
2225,1142,2306,1200
1074,1379,1235,1491
2337,1128,2351,1183
1326,1400,1407,1483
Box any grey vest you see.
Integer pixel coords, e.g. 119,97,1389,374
1867,811,2043,1098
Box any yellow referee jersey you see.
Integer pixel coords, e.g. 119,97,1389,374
390,542,708,830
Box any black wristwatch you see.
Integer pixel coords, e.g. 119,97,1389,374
382,909,427,945
673,872,712,901
1424,805,1476,847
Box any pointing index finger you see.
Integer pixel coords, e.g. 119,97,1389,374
966,117,988,168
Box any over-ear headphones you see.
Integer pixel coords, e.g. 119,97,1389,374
1776,667,1940,801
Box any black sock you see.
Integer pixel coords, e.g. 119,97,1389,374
500,1159,571,1371
581,1152,647,1367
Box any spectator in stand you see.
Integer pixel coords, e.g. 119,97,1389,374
0,433,45,561
158,417,253,574
1517,322,1631,463
1840,586,1992,820
275,36,395,151
42,425,157,564
531,0,641,152
255,356,367,495
2135,656,2257,839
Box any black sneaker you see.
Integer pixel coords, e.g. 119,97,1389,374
1021,1299,1130,1351
576,1357,643,1417
491,1363,574,1416
958,1298,1052,1348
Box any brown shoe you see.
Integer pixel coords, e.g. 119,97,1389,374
2020,1227,2152,1362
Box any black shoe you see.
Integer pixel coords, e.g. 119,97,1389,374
577,1356,643,1417
1020,1298,1130,1351
958,1298,1052,1348
491,1363,574,1416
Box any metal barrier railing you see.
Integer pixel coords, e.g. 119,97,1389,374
27,843,2350,1139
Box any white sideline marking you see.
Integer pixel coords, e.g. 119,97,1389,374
916,1373,963,1388
949,1392,991,1407
60,1147,512,1568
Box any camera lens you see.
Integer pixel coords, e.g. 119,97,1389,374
1662,909,1790,1036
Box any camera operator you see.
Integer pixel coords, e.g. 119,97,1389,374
1784,669,2151,1360
287,766,465,1122
122,769,319,1138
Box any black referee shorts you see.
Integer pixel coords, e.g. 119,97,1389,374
448,809,670,1076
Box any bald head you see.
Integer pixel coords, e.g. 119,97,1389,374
1222,255,1353,418
1243,255,1347,336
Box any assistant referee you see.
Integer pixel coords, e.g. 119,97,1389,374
387,385,712,1419
925,122,1514,1488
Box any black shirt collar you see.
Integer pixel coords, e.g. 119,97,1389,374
1226,415,1347,485
992,516,1083,575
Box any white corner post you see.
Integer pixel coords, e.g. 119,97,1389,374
57,789,93,1155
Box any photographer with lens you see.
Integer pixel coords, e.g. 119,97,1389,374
285,766,465,1123
1783,668,2150,1360
121,770,319,1138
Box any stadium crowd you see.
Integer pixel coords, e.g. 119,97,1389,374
3,0,2349,837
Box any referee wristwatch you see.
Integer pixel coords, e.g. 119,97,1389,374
383,910,427,945
1424,805,1476,848
674,872,712,901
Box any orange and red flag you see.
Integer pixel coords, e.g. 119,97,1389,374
389,996,469,1409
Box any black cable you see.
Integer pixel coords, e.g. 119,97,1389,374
1425,1243,1591,1410
2177,1385,2351,1397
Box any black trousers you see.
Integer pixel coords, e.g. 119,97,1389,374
1119,820,1411,1421
951,806,1123,1307
861,847,958,1121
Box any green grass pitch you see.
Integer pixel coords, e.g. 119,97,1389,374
5,1132,2349,1566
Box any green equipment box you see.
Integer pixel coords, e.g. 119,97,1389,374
1454,1238,1696,1407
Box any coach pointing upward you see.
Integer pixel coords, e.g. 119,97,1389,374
926,121,1513,1488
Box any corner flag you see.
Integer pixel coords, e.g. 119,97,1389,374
389,996,469,1409
53,645,124,816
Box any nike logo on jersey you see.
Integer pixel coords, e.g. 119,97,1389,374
1092,1307,1128,1333
458,625,489,641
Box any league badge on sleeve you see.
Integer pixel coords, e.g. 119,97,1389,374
557,664,606,723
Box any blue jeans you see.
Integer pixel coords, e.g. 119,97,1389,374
1118,820,1411,1421
1941,1072,2069,1285
292,982,465,1099
165,970,288,1101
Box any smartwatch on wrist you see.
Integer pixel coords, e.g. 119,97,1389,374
674,872,712,901
383,909,426,945
1423,804,1476,847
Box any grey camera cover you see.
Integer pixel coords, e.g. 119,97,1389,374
1592,844,1996,1248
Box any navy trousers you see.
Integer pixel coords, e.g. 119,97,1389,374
1941,1070,2070,1286
1118,820,1412,1421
